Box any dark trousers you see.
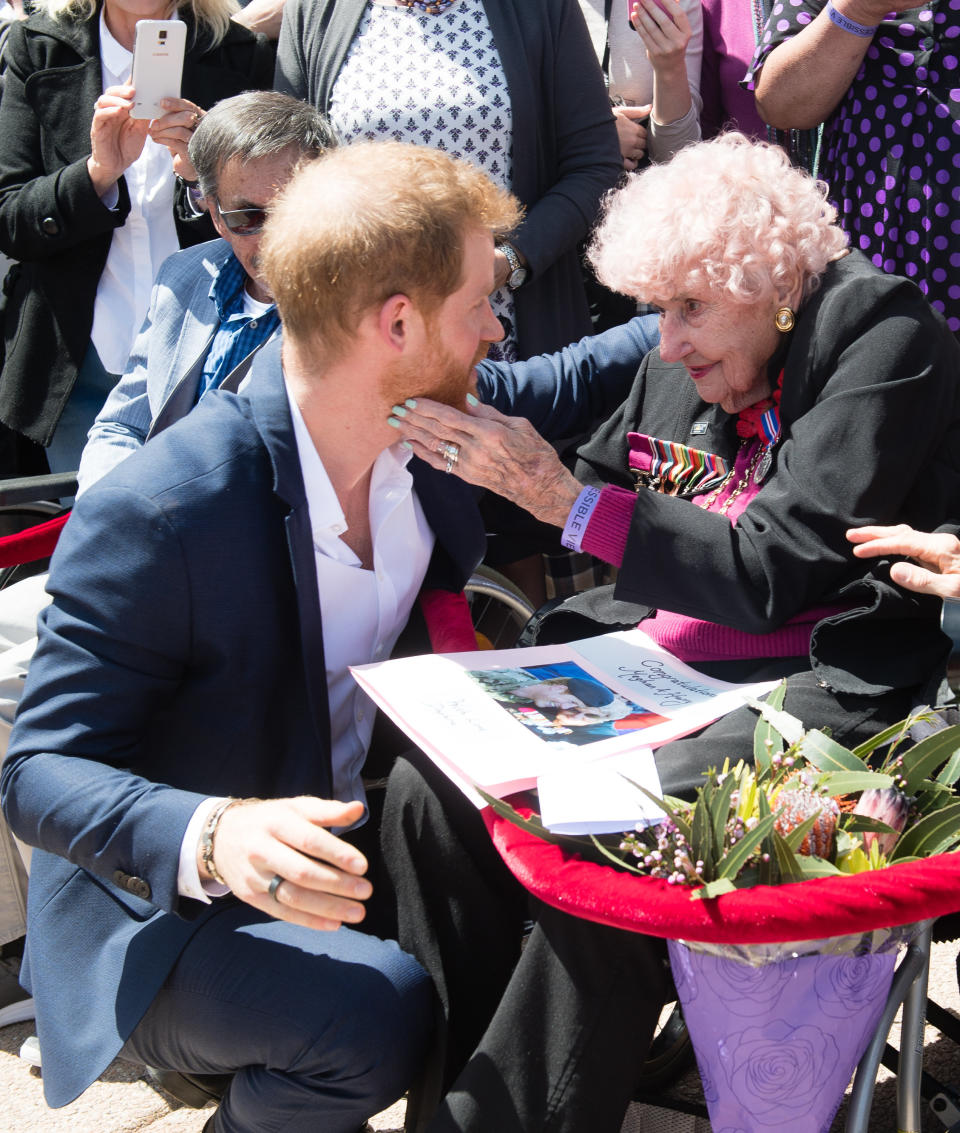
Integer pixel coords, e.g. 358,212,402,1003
121,791,431,1133
382,750,669,1133
653,669,927,798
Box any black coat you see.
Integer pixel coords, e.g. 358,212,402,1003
0,6,275,445
574,251,960,697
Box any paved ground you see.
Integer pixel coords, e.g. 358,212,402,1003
0,941,957,1132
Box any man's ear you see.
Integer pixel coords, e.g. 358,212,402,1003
377,293,422,353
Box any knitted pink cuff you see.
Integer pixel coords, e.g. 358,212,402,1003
580,485,635,568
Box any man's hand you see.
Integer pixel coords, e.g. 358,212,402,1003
201,796,372,931
847,524,960,600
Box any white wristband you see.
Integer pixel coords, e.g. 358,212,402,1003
561,485,602,553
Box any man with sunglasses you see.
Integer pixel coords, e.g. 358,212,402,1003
76,90,336,494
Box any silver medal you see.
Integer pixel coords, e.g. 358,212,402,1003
755,449,772,484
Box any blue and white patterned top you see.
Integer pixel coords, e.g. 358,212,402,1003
329,0,518,360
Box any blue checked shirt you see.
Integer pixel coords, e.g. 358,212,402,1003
196,254,280,401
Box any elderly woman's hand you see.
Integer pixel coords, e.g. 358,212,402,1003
388,397,584,529
86,84,150,196
847,524,960,600
149,98,206,182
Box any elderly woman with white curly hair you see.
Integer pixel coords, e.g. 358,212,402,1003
391,133,960,799
381,133,960,1133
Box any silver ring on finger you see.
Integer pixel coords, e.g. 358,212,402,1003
439,442,460,474
267,873,285,901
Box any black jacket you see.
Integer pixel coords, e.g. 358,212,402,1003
574,251,960,697
0,6,275,444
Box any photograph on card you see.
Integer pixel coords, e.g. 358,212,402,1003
466,662,669,746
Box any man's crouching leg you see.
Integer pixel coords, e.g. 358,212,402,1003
121,902,433,1133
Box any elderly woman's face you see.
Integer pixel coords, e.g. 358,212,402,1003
654,294,783,414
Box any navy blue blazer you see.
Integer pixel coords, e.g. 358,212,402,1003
0,316,658,1106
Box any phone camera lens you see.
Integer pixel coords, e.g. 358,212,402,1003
159,29,167,38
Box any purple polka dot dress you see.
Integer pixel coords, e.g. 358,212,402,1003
746,0,960,335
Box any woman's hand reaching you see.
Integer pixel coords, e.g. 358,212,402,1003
388,396,584,530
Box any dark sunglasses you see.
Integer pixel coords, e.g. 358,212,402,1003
216,201,269,236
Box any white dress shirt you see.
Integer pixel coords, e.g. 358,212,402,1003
178,385,436,900
90,10,180,374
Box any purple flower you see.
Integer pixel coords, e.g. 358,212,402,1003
814,953,895,1019
720,1019,839,1122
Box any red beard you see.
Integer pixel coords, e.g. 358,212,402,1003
381,340,491,410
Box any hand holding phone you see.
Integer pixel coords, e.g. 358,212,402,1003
131,19,186,120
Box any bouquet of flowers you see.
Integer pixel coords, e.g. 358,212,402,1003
482,687,960,1133
484,683,960,900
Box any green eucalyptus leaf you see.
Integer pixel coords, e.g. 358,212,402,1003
693,877,737,900
816,771,893,795
619,777,692,842
746,694,805,746
793,855,844,878
476,790,615,864
852,717,914,760
710,772,738,852
842,815,897,835
798,730,870,773
716,813,778,879
900,726,960,795
890,801,960,860
690,794,714,878
935,745,960,789
771,828,806,882
918,785,955,815
587,835,647,875
753,681,787,774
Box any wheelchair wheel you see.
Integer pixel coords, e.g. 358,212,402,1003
464,565,536,650
635,1000,695,1093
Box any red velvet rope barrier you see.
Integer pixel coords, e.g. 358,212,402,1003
0,514,69,568
485,804,960,944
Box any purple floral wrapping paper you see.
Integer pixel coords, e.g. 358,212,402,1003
667,937,900,1131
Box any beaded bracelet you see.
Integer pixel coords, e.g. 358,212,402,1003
826,0,879,37
199,797,240,886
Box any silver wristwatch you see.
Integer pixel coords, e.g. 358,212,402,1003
498,242,528,290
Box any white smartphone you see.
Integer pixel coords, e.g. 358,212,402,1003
130,19,186,120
